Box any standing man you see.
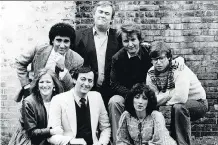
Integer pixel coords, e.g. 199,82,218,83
48,66,111,145
75,1,122,105
15,22,84,101
146,41,208,145
108,24,185,144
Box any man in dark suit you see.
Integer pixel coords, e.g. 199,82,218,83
15,22,84,102
74,1,122,106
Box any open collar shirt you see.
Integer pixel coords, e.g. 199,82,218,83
93,27,109,86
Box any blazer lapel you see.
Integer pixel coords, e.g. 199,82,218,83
88,93,99,140
65,51,73,70
85,28,98,72
33,45,52,74
64,90,77,136
105,29,118,72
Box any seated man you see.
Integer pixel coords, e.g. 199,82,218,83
48,66,111,145
15,22,84,102
146,41,208,145
108,24,185,144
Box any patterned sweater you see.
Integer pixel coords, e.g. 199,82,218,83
116,111,176,145
146,65,206,105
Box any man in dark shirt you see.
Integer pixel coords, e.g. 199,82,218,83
108,24,152,144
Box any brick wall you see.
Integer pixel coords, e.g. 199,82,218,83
76,1,218,137
1,1,218,144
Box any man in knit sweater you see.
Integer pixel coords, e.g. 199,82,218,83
146,41,208,145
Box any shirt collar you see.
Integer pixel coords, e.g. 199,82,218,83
126,47,142,60
73,88,88,106
93,27,109,36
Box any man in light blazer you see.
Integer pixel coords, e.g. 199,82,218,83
15,23,84,102
47,66,111,145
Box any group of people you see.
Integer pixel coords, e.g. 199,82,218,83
9,1,208,145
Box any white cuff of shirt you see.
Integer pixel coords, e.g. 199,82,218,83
59,68,68,80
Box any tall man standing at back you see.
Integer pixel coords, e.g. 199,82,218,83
75,1,122,105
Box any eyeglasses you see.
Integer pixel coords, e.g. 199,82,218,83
151,56,167,64
138,122,142,145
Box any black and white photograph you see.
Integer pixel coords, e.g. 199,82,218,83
1,1,218,145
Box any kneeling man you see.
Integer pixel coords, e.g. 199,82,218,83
48,66,111,145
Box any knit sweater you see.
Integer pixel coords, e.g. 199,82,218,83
146,65,206,105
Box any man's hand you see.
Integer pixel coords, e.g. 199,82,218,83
50,127,63,135
157,97,170,106
157,92,171,106
55,53,65,71
172,56,185,71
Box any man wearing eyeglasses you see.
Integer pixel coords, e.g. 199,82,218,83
108,24,185,144
146,41,208,145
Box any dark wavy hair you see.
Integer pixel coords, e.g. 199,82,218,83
49,22,76,50
125,83,157,118
30,68,64,101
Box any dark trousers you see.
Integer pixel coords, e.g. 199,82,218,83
170,99,208,145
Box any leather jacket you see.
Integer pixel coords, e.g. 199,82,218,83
20,94,51,145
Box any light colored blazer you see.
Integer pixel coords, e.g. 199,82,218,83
15,44,84,91
47,89,111,145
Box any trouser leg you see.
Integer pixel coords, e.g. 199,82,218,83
185,99,208,121
170,99,208,145
171,103,191,145
108,95,125,145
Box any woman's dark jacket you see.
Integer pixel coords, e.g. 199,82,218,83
20,94,51,145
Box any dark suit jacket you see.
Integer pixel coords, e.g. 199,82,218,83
75,27,122,102
110,47,152,97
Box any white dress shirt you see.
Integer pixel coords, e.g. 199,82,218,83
93,28,109,86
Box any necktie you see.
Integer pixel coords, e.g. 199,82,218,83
80,98,86,109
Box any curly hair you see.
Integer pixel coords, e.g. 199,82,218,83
30,68,64,101
49,22,76,49
125,83,157,118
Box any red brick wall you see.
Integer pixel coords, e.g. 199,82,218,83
1,1,218,144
